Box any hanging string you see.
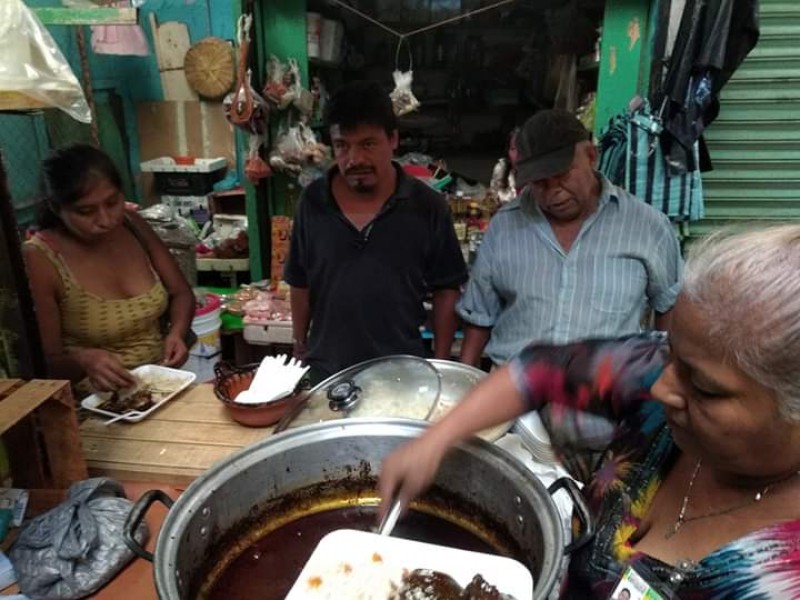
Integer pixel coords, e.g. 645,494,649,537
328,0,403,38
394,36,413,72
404,0,516,38
75,26,100,147
329,0,516,41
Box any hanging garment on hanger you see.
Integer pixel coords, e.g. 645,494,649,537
656,0,759,171
90,1,149,56
598,100,705,222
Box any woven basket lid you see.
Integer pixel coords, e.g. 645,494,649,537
184,37,235,100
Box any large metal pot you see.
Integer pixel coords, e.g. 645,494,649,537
124,419,590,599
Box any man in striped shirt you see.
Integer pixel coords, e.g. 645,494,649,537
457,109,682,367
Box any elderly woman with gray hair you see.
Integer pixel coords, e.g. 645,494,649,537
380,225,800,598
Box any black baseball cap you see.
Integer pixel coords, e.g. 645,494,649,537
515,109,591,185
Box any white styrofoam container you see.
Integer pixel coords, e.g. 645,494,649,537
243,321,293,345
286,529,533,599
140,157,227,173
162,194,211,221
81,364,196,423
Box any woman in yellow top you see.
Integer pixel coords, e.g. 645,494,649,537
23,144,195,391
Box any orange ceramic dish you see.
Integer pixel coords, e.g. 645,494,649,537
214,362,296,427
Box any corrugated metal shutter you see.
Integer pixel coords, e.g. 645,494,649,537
688,0,800,238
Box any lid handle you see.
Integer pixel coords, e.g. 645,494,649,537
327,380,361,412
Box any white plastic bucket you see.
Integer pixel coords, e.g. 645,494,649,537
187,294,222,382
307,12,321,59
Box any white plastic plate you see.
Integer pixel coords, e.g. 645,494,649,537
81,364,196,423
286,528,533,599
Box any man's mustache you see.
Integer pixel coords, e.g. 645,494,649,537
345,167,375,176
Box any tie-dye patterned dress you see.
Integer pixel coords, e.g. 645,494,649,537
509,334,800,599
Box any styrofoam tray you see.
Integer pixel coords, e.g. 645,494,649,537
81,365,196,423
243,321,293,345
139,157,227,173
286,529,533,599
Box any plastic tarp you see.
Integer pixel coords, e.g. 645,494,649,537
9,478,148,599
0,0,91,123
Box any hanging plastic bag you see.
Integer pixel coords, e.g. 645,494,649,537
244,133,272,185
224,14,269,135
0,0,91,122
263,55,288,107
269,122,328,175
223,74,270,135
297,122,327,164
269,126,306,175
553,54,578,112
390,70,420,116
264,56,303,111
389,40,420,117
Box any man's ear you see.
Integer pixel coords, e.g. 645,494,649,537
583,141,598,167
390,129,399,151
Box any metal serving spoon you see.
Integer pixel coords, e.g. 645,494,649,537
377,496,404,536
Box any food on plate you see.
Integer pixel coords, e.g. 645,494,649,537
296,556,397,598
462,574,512,599
392,569,515,600
95,371,183,414
97,388,156,413
392,569,462,598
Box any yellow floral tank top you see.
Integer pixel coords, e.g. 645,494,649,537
26,234,169,369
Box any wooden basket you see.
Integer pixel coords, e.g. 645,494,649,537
184,37,235,100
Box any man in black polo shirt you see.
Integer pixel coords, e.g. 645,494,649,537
284,80,467,382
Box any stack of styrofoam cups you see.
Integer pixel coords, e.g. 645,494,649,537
514,411,558,465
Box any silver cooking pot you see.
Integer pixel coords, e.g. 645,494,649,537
123,419,592,599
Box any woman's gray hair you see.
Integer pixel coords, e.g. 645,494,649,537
682,224,800,421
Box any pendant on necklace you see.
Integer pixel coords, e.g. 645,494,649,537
665,518,684,540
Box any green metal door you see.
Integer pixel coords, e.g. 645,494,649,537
689,0,800,238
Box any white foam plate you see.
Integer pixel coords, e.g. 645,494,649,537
286,529,533,599
81,364,196,423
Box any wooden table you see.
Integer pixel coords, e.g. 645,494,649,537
80,383,274,485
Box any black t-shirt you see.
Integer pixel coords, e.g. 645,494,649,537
284,165,468,379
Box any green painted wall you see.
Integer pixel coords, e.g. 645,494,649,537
249,0,308,279
594,0,654,136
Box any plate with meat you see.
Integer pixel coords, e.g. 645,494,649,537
286,529,533,600
81,364,196,423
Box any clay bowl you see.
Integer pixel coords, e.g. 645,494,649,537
213,362,297,427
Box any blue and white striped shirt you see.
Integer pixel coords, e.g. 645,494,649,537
457,175,682,364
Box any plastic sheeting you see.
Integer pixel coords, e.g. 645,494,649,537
0,0,91,123
9,478,148,600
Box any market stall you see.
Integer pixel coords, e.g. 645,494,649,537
0,1,662,598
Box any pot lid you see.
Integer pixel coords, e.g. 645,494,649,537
286,355,441,429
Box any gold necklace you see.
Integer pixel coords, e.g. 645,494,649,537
665,459,780,540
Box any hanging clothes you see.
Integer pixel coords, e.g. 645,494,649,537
90,1,149,57
655,0,759,171
598,100,705,223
